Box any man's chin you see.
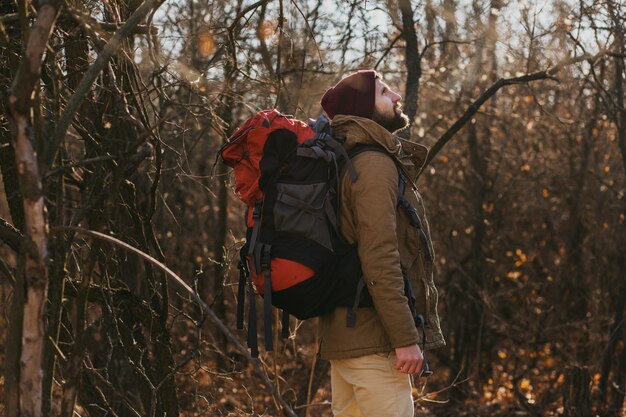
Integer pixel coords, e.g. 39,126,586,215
373,110,409,133
393,113,410,133
389,113,410,134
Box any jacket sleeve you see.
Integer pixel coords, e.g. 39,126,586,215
348,152,420,348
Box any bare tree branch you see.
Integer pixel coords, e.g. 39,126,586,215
420,50,611,173
52,226,300,417
0,217,22,252
45,0,165,170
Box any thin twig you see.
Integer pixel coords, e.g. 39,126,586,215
419,49,610,174
290,0,324,67
43,155,115,179
375,32,403,70
0,217,22,252
45,0,165,170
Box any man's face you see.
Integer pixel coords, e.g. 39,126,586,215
372,79,409,133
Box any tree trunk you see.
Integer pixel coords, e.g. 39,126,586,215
5,2,62,416
398,0,420,134
5,255,25,417
563,366,592,417
0,0,25,232
212,97,234,366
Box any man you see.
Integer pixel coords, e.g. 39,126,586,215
319,70,446,417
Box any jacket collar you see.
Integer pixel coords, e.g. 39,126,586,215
331,115,429,176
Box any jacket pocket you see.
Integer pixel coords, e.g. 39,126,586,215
274,182,332,249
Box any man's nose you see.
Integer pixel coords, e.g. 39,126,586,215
391,91,402,102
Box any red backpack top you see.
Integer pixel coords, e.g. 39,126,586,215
220,110,314,225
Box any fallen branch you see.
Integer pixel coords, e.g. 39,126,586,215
420,50,610,174
51,226,298,417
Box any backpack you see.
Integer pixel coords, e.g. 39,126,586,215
218,109,369,357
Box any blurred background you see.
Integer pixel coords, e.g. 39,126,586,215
0,0,624,415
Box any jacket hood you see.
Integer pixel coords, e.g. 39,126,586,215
331,115,429,176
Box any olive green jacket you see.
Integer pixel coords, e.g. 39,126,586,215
319,115,446,360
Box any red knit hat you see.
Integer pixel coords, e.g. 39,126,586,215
321,70,378,119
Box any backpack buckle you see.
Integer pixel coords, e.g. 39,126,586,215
252,201,262,220
399,198,421,228
260,244,272,269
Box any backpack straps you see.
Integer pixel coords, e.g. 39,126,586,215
346,277,367,327
247,201,263,259
261,244,273,352
246,259,259,358
396,170,433,263
344,144,433,328
237,241,277,357
416,314,433,377
236,244,260,357
281,309,290,339
236,246,248,330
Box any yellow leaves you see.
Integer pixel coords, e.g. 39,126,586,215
197,33,215,57
514,248,527,267
620,213,625,224
439,155,450,164
542,188,550,198
258,20,275,40
483,202,494,213
519,378,531,390
498,350,507,359
603,166,611,174
519,164,531,172
504,248,530,280
506,271,522,281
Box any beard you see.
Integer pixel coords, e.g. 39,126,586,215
372,107,410,134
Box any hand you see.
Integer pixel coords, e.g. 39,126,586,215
394,344,423,374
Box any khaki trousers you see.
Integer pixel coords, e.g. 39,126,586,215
330,352,414,417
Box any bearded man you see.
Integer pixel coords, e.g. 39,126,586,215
319,70,446,417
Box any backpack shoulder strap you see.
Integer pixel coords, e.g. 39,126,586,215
345,144,405,203
346,143,388,160
346,144,432,261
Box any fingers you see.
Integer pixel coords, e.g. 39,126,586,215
394,356,423,374
393,345,424,374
